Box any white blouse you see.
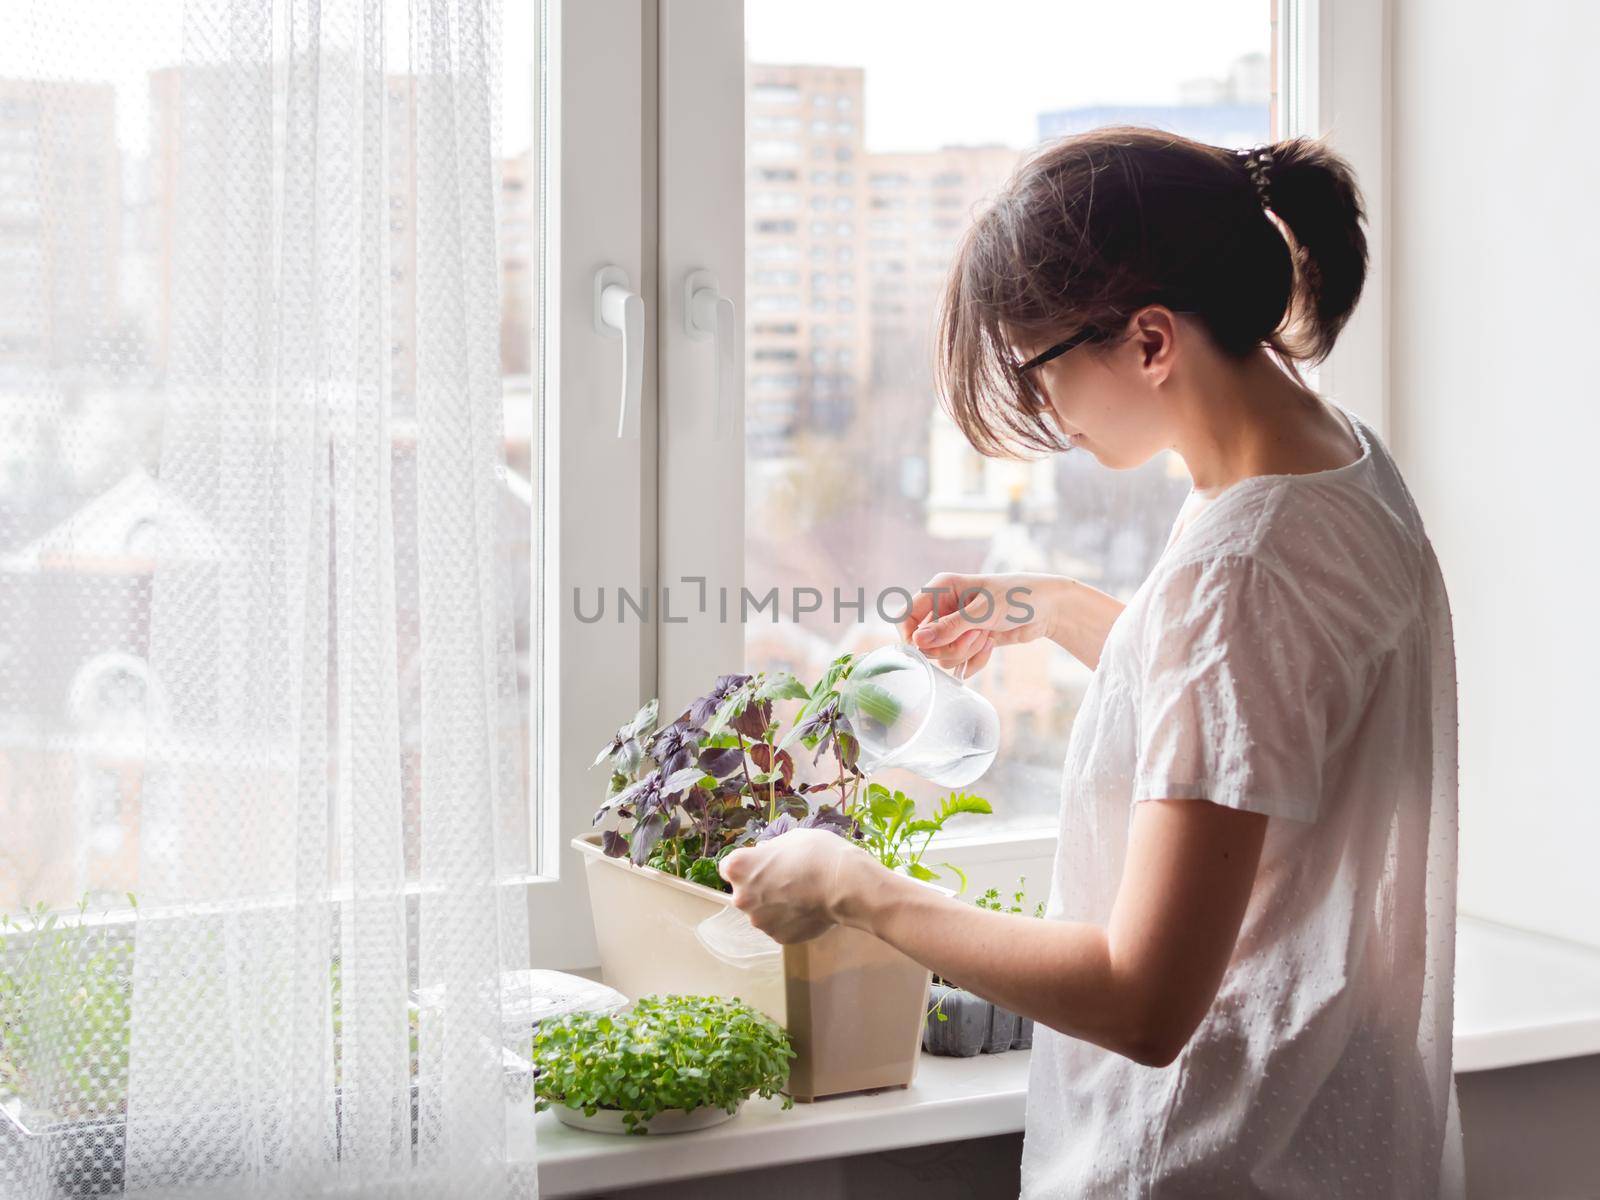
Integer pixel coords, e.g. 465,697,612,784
1021,407,1464,1198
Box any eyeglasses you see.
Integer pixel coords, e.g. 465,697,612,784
1013,306,1206,375
1013,327,1103,374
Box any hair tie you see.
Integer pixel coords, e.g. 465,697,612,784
1237,145,1275,209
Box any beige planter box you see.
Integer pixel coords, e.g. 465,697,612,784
572,833,931,1101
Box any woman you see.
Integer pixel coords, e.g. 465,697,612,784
720,128,1463,1198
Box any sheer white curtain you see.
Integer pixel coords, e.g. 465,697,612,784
0,1,536,1196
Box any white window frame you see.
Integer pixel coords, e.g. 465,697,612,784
1295,0,1391,440
525,0,659,970
528,0,1391,968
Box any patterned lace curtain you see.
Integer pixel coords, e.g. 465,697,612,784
0,1,537,1196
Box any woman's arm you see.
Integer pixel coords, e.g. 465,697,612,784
720,799,1267,1068
902,572,1126,671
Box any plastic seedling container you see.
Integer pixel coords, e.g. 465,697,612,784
922,984,1033,1056
983,1004,1021,1054
573,833,932,1101
921,982,988,1057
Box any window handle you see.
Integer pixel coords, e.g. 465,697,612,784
684,270,738,440
594,266,643,439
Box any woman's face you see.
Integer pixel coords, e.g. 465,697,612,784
1015,307,1182,470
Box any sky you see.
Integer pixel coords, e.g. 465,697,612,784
744,0,1268,153
4,1,1267,160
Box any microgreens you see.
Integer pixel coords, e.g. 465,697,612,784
531,994,793,1133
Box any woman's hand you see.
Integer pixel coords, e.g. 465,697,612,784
901,571,1126,672
718,829,871,944
900,572,1067,675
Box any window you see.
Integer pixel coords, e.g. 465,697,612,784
751,242,800,261
734,0,1280,835
6,0,1359,969
751,83,801,104
751,139,802,160
752,294,801,312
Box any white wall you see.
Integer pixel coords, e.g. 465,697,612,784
1390,0,1600,948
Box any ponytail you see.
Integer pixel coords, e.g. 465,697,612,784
1253,135,1370,367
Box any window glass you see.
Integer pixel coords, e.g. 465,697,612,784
744,1,1276,831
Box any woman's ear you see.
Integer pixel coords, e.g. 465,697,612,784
1129,305,1179,383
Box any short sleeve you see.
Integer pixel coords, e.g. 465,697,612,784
1132,553,1333,823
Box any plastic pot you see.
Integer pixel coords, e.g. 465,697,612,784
572,833,931,1101
553,1101,739,1136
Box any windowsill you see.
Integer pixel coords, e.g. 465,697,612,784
529,1049,1029,1198
1453,914,1600,1072
528,916,1600,1198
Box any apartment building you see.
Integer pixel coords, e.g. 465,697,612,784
0,78,120,375
744,63,871,458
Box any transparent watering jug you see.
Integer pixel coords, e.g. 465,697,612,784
839,642,1000,788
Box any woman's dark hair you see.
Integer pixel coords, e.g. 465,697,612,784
935,126,1369,457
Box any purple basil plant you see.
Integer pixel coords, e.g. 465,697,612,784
591,654,868,890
